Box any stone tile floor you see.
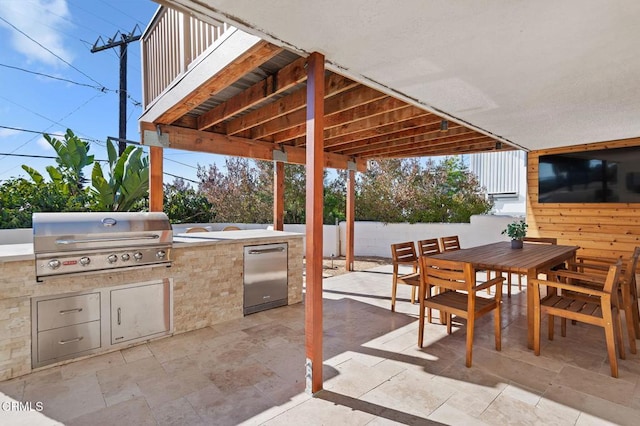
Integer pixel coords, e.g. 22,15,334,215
2,265,640,425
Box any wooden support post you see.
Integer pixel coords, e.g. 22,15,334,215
149,146,164,212
273,161,285,231
346,169,355,271
305,52,325,394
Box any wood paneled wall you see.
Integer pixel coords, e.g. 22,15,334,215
527,137,640,259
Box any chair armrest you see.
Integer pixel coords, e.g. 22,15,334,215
545,269,607,285
567,261,610,272
474,276,504,293
576,255,620,265
531,278,607,298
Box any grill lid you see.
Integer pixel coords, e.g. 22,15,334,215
33,212,173,254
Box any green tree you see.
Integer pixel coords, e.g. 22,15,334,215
197,158,272,223
0,178,73,228
163,178,214,223
356,157,492,223
91,140,150,211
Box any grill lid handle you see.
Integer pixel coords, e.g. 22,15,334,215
55,235,160,245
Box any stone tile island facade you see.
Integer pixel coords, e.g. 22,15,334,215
0,231,304,381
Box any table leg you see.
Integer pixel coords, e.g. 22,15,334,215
527,269,535,349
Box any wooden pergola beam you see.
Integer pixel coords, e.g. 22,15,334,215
324,121,461,150
273,161,284,230
197,56,308,130
339,127,478,156
226,73,357,135
270,95,406,144
149,146,164,212
140,122,367,172
305,51,324,394
371,138,504,158
156,41,283,125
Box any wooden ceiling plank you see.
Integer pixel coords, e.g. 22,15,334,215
196,56,308,131
140,122,367,172
337,127,475,156
267,93,402,143
157,41,283,125
321,114,437,147
226,73,357,135
364,137,500,158
359,134,494,157
324,121,462,150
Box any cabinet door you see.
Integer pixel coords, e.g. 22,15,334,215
110,280,171,345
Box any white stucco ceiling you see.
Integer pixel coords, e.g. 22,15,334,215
167,0,640,152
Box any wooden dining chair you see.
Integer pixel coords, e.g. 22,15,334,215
222,225,241,231
390,241,420,312
417,238,442,322
418,257,504,367
417,238,441,257
533,261,624,377
563,246,640,354
439,235,461,252
186,227,209,233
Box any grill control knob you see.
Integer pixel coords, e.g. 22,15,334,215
133,252,143,261
48,259,61,270
156,250,166,260
121,253,130,262
79,257,91,266
107,254,118,264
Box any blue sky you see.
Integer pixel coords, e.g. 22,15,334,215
0,0,222,185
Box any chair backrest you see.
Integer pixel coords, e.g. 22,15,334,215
391,241,418,264
523,237,557,245
439,235,461,252
421,256,474,292
186,227,209,233
222,226,241,231
603,260,624,295
623,246,640,285
418,238,441,257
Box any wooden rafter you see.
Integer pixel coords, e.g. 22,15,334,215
197,56,308,130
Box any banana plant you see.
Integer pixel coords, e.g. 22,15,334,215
22,129,94,197
91,140,149,211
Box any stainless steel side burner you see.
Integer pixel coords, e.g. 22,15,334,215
33,212,173,281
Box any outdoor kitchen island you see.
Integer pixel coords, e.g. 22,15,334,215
0,229,303,381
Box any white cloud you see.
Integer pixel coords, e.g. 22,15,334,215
0,0,74,67
0,128,20,138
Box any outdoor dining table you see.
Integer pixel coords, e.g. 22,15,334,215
430,241,580,349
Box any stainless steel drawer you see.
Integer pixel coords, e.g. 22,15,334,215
37,292,101,331
37,320,101,364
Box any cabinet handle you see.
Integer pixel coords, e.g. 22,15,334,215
248,247,285,254
117,307,121,325
58,336,83,345
59,308,83,315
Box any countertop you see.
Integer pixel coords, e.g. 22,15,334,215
0,243,35,262
0,230,303,262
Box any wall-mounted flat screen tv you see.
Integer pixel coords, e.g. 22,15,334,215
538,146,640,203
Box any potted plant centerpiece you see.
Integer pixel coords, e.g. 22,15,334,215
502,219,528,249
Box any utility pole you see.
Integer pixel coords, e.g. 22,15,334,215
91,27,141,156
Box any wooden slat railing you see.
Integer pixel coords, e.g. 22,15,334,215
141,6,231,107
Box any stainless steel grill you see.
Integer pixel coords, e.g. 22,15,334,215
33,212,173,281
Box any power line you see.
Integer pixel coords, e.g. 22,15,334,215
0,62,142,108
0,125,103,144
0,14,106,88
